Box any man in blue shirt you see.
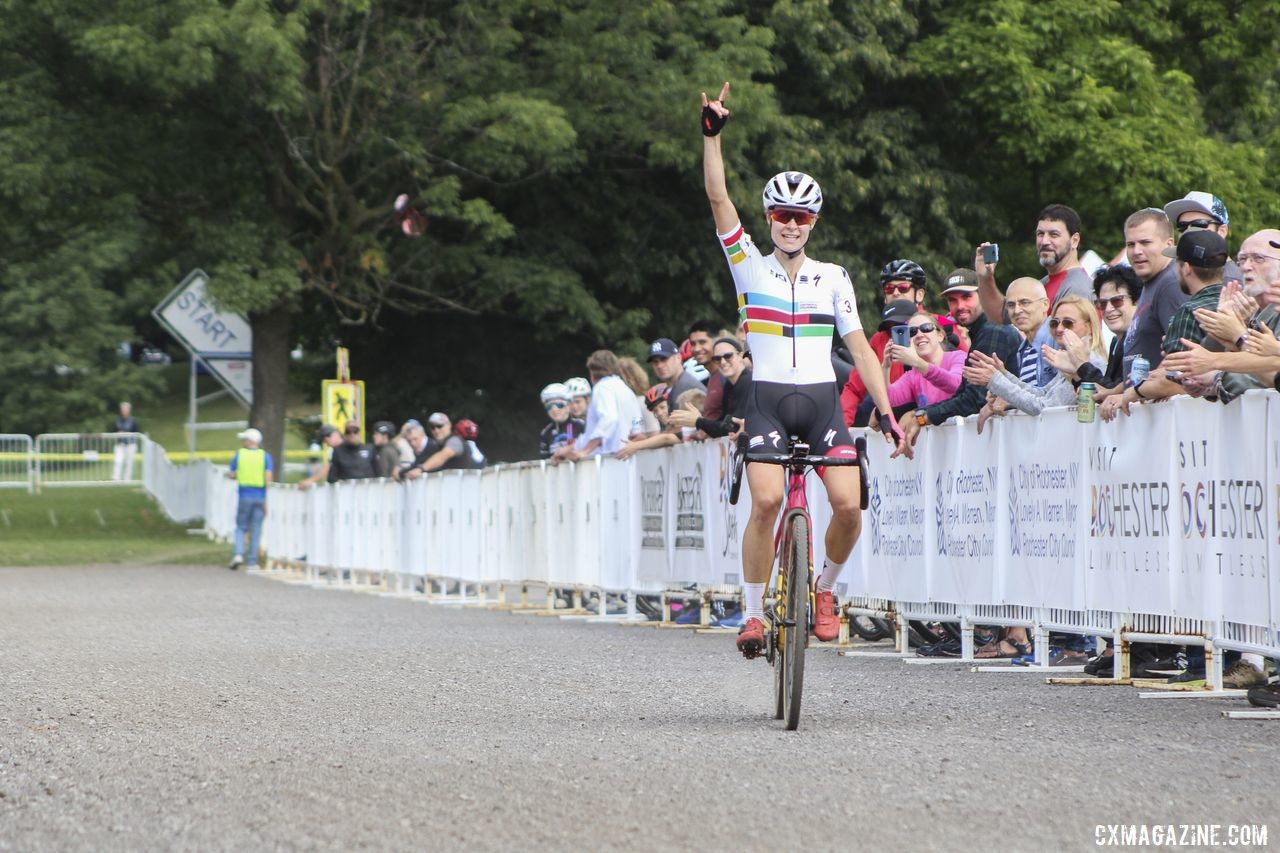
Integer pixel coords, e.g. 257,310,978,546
226,428,274,570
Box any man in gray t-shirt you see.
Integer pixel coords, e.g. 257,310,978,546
1120,208,1185,376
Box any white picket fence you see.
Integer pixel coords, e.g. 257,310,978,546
156,390,1280,689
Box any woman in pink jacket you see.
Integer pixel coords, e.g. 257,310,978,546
879,311,967,415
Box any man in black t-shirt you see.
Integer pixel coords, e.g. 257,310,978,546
417,413,474,473
299,422,379,487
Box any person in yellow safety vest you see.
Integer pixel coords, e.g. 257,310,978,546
226,428,274,571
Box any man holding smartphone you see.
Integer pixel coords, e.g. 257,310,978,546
974,204,1094,331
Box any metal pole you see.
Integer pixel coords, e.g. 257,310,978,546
188,355,198,459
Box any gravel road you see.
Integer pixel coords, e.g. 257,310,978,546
0,565,1272,852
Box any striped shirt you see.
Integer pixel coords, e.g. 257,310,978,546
717,222,862,385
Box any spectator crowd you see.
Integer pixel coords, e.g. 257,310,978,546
521,191,1280,701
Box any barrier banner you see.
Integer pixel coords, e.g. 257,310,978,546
633,448,671,583
1085,402,1179,615
1182,394,1271,625
597,457,639,592
860,426,928,602
1000,410,1087,609
668,442,709,584
704,439,744,587
1270,393,1280,632
926,420,998,606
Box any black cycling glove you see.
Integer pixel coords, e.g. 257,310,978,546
701,105,728,137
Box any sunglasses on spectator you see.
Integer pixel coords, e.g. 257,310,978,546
545,401,567,411
907,323,937,337
1176,218,1217,232
428,422,447,430
882,282,914,295
344,427,361,434
1049,317,1078,329
1004,298,1044,310
1095,295,1130,310
767,208,816,227
710,352,738,363
1236,252,1280,266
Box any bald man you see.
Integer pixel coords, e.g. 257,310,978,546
1005,277,1052,387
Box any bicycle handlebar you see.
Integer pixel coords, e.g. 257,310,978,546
744,453,861,468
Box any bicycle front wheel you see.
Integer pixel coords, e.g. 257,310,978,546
781,513,810,731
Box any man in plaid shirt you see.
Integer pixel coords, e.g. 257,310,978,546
1103,230,1228,416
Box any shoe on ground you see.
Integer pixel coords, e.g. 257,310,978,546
1084,653,1114,677
916,638,961,658
1247,682,1280,708
715,611,744,630
1165,668,1207,685
813,589,840,642
674,603,703,625
228,554,243,571
736,617,766,659
1049,648,1090,667
1222,661,1268,689
1133,653,1187,678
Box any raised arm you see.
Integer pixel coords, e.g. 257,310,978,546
702,82,739,235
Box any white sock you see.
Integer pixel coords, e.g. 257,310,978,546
743,583,766,622
817,557,847,593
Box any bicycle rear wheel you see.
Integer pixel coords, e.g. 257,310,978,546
780,513,810,730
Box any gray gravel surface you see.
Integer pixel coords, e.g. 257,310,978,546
0,565,1273,852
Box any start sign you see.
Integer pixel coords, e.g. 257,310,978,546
152,269,254,407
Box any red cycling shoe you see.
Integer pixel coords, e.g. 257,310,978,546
813,589,840,642
736,617,766,659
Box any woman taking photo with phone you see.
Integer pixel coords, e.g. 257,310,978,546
870,312,967,429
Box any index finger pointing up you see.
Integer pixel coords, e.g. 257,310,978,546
718,81,730,101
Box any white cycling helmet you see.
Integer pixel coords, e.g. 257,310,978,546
540,382,571,404
762,171,823,214
564,377,591,399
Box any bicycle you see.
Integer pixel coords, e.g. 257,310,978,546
730,434,869,730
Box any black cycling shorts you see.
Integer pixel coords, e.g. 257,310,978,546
743,380,854,456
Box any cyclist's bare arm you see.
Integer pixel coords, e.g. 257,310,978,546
844,329,900,441
702,82,739,235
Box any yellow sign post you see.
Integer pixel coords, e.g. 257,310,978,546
322,347,364,443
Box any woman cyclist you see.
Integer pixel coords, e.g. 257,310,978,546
701,81,903,659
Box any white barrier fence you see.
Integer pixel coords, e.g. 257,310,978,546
173,391,1280,680
141,441,211,524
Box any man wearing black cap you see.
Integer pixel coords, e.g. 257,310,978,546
894,268,1021,455
1104,230,1229,414
646,337,703,403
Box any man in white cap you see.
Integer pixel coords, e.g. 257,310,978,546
1163,190,1242,287
225,427,274,570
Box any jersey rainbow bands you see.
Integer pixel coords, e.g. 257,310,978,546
719,222,861,385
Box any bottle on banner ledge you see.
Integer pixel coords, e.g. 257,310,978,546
1077,382,1096,423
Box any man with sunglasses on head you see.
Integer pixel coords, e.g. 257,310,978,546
701,81,901,659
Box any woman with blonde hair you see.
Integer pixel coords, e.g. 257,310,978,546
617,356,660,438
964,295,1107,416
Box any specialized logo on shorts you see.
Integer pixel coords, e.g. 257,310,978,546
769,430,782,448
823,429,837,446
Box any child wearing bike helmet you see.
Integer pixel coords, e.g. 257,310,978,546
539,382,585,459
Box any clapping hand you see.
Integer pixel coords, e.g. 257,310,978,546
1243,326,1280,358
961,349,1004,387
1193,307,1247,349
1042,329,1089,376
1161,338,1217,376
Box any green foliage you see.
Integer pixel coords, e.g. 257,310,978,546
1,0,1277,442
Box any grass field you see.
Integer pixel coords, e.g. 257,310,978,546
140,363,317,456
0,487,226,567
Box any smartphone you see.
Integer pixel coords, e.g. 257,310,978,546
982,244,1000,265
1165,370,1184,384
890,325,911,347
